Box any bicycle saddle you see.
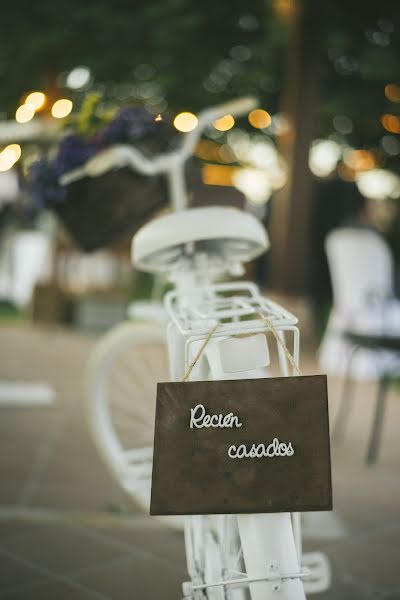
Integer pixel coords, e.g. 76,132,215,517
132,206,269,272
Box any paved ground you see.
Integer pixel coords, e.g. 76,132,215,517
0,323,399,599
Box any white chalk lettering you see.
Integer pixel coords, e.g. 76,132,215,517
189,405,294,460
228,438,294,459
190,404,243,429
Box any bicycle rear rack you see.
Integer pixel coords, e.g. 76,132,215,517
165,281,298,338
165,281,300,378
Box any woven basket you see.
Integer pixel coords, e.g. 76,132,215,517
53,167,167,252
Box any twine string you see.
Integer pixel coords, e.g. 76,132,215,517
180,312,302,382
181,323,220,382
259,314,302,377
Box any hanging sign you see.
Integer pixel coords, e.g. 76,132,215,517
150,375,332,515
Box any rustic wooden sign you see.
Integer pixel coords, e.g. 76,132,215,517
150,375,332,516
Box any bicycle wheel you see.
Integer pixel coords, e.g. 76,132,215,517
86,321,168,514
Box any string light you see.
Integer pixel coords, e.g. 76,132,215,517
15,104,34,123
381,114,400,134
233,168,272,205
356,169,400,200
384,84,400,103
66,66,91,89
6,144,21,162
343,149,376,172
248,109,272,129
25,91,46,111
173,112,198,132
0,144,21,172
213,115,235,131
309,139,341,177
51,99,73,119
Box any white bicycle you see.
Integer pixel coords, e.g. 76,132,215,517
63,97,330,599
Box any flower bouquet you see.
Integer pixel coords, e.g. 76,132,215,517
27,95,168,251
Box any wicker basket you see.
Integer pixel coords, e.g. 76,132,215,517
53,167,167,252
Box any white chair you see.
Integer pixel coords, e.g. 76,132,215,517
319,227,400,463
0,230,55,408
10,231,52,308
320,227,400,380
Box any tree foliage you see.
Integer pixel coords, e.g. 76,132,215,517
0,0,399,162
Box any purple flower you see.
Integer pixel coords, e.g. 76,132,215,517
95,107,160,147
55,134,96,175
27,158,66,210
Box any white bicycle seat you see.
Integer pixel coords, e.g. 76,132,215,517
132,206,269,272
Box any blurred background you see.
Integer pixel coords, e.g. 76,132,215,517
1,1,400,599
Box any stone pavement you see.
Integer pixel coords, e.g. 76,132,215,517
0,323,399,599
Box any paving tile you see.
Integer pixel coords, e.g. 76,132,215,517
75,553,185,600
0,579,110,600
0,521,130,576
312,580,383,600
0,412,65,506
323,526,400,592
0,552,44,592
27,421,126,512
92,521,186,565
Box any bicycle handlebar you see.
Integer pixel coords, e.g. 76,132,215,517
0,120,59,144
59,95,258,185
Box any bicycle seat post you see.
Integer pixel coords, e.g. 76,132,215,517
167,162,188,212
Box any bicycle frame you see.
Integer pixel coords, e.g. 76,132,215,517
163,267,306,599
75,96,331,598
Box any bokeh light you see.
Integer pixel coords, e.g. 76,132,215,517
343,149,376,172
15,104,34,123
309,139,341,177
356,169,400,200
66,66,91,89
381,114,400,134
333,115,353,134
384,84,400,103
233,168,272,205
6,144,21,162
173,112,198,132
381,135,400,156
51,99,73,119
0,144,21,172
213,114,235,131
270,113,292,136
25,91,46,111
247,140,278,169
248,109,272,129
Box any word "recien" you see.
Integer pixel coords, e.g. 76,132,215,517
190,404,242,429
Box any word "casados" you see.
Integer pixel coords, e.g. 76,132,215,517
228,438,294,459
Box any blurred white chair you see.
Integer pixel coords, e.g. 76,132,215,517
319,227,400,381
319,227,400,463
10,231,52,308
0,230,55,407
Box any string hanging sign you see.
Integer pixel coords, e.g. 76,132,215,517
150,319,332,516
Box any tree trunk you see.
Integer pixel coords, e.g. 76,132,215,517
268,0,322,294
